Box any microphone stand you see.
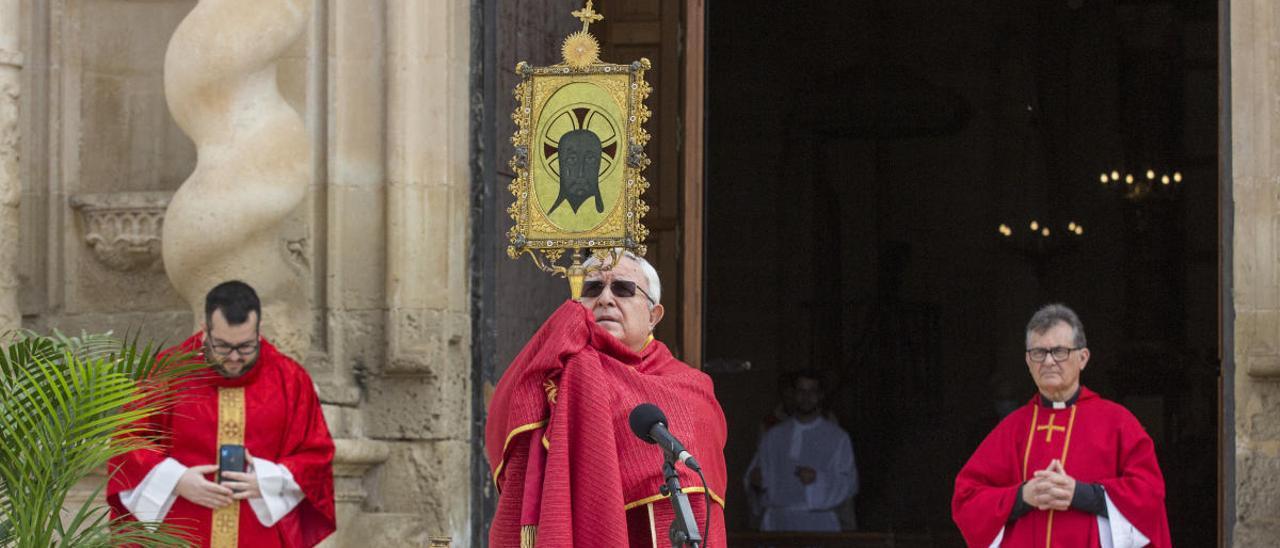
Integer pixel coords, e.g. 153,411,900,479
660,458,702,547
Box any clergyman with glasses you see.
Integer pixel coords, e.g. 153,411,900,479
108,280,336,546
952,304,1171,548
486,251,729,547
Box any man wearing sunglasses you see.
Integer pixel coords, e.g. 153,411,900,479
109,281,336,547
577,253,663,352
953,304,1170,547
487,251,729,547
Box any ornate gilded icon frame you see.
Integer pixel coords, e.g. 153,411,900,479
506,2,652,297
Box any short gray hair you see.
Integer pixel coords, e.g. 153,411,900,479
1025,303,1087,348
583,249,662,306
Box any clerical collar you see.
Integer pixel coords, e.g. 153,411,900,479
1038,388,1080,410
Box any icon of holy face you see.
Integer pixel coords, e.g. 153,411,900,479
548,129,604,215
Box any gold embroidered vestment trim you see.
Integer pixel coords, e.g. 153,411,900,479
211,386,246,548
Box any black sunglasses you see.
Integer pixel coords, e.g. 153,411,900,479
582,279,655,305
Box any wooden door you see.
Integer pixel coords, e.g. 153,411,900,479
597,0,704,364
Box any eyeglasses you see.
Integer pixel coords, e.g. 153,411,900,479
582,279,655,305
207,335,260,357
1026,346,1081,363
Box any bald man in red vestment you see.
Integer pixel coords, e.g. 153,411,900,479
953,304,1171,547
486,252,728,547
108,281,335,547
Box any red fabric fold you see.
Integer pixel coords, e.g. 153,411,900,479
486,301,728,547
519,427,547,527
108,333,336,547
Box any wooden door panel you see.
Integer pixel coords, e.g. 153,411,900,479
598,0,689,358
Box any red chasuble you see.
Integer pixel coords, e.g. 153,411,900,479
952,387,1171,548
108,334,336,547
486,301,729,547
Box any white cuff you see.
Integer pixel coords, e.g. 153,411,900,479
1098,491,1151,548
118,458,186,525
246,457,306,526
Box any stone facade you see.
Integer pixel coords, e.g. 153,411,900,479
12,0,471,545
0,0,19,334
1231,0,1280,544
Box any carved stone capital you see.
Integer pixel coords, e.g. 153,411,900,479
1246,358,1280,379
70,191,173,272
333,438,391,504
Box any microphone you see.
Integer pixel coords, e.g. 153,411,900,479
629,403,701,471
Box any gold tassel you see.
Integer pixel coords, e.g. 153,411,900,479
520,525,537,548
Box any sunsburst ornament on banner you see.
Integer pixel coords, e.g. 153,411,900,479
507,0,653,299
563,1,603,69
562,31,601,70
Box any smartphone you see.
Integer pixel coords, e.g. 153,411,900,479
217,444,246,484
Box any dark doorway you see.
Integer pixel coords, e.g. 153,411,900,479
704,1,1220,546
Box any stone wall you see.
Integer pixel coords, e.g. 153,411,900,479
15,0,473,545
18,0,194,341
366,1,474,543
1232,0,1280,544
0,0,20,334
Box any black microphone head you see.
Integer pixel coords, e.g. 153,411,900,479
629,403,667,444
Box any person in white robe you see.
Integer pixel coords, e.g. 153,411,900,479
745,369,859,532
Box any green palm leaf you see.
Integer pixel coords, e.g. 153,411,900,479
0,332,199,547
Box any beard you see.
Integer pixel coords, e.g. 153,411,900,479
205,348,259,378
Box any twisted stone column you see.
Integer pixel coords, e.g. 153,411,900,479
0,0,21,333
162,0,311,350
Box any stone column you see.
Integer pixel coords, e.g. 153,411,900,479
1232,0,1280,544
0,0,21,333
160,0,311,352
364,0,472,544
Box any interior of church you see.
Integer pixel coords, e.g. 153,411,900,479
701,0,1219,545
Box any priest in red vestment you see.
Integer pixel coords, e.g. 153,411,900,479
953,304,1171,548
486,252,728,547
108,281,336,547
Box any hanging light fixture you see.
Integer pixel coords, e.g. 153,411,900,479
1098,168,1183,201
996,216,1085,260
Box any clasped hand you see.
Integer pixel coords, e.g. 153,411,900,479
1021,459,1075,511
794,465,817,485
175,451,262,510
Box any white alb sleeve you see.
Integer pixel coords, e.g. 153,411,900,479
1097,490,1152,548
117,457,186,524
804,433,857,511
246,457,306,526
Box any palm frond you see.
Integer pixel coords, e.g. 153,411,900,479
0,332,196,547
55,481,190,548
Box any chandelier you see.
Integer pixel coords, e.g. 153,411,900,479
996,218,1085,261
1099,169,1182,201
